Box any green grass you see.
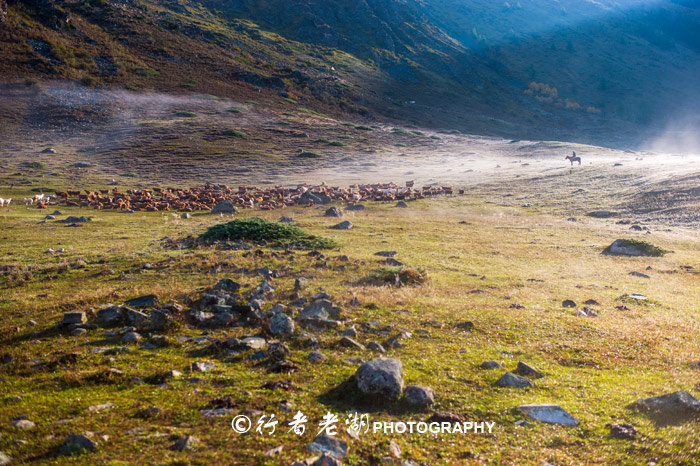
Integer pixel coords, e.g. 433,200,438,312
199,217,337,249
298,108,329,118
221,129,248,138
173,111,197,118
226,106,246,113
354,125,373,131
21,161,45,169
283,97,298,104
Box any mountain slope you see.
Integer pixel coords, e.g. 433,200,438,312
1,0,699,145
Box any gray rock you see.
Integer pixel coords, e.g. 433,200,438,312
496,372,534,388
388,440,402,458
395,201,408,208
603,239,664,257
269,313,295,336
88,403,116,413
375,250,398,257
294,277,308,291
59,434,98,455
211,201,238,214
562,300,576,308
324,207,343,217
265,445,284,457
267,341,291,360
279,216,294,223
367,342,386,353
340,327,357,338
355,357,404,400
0,452,11,465
212,278,241,293
629,271,650,278
191,361,215,372
239,336,267,350
71,328,87,336
308,351,327,363
343,357,365,365
121,331,142,344
385,258,403,266
516,361,544,379
299,299,341,321
61,311,86,326
12,419,35,429
518,404,579,426
307,433,348,459
124,294,159,308
586,210,617,218
480,360,501,369
346,204,366,211
124,308,149,327
632,391,700,423
149,309,172,331
606,422,637,440
339,337,365,350
180,212,191,219
96,305,123,327
404,385,435,406
330,220,353,230
170,435,198,451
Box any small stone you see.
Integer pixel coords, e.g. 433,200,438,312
170,435,198,451
606,422,637,440
355,357,404,400
96,305,123,327
629,271,650,278
124,295,159,308
267,341,291,360
562,300,576,308
375,251,398,257
404,385,435,406
71,328,87,337
308,351,327,363
167,370,182,378
239,336,267,350
339,336,365,350
0,452,11,465
340,327,357,338
269,313,295,336
59,434,98,455
307,433,348,459
264,445,284,457
121,332,142,344
61,311,86,326
279,216,294,223
294,277,308,291
388,440,402,458
515,361,544,379
496,372,534,388
12,419,35,429
481,360,501,369
324,207,343,217
211,200,238,214
367,342,386,353
518,404,579,426
191,361,215,372
331,220,352,230
395,201,408,208
88,403,116,413
181,213,191,219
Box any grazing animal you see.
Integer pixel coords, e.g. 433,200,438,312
565,151,581,166
405,180,415,188
24,197,34,205
0,198,11,207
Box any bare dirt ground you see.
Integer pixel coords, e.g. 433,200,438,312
2,82,700,227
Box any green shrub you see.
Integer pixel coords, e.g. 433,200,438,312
221,129,248,138
602,239,668,257
283,97,298,104
132,67,160,77
354,125,373,131
298,108,328,117
174,111,197,117
200,218,337,249
22,161,45,169
245,100,258,105
298,151,321,158
125,84,138,91
392,128,410,134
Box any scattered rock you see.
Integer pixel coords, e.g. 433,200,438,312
88,403,116,413
71,328,87,337
307,434,348,459
191,361,215,372
307,351,327,363
324,207,343,217
395,201,408,208
279,216,294,223
385,258,403,266
61,311,86,326
388,440,402,458
480,360,501,369
339,336,365,350
0,452,11,465
211,201,238,214
562,300,576,308
355,357,404,400
603,239,666,257
11,419,35,429
346,204,365,211
496,372,533,388
367,342,386,354
299,299,341,321
606,422,637,440
121,332,142,344
238,336,267,350
269,313,295,336
629,271,650,278
375,251,398,257
518,404,579,426
181,212,191,219
170,435,198,451
515,361,544,379
631,391,700,423
265,445,284,457
96,305,124,327
330,220,352,230
59,434,98,455
124,294,159,308
586,210,617,218
267,341,291,360
404,385,435,406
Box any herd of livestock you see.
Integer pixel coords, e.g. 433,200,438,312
6,182,459,212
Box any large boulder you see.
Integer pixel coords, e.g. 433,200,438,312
355,357,404,400
631,391,700,423
268,313,295,336
96,305,124,327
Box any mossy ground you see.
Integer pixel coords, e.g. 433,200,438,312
0,184,699,464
